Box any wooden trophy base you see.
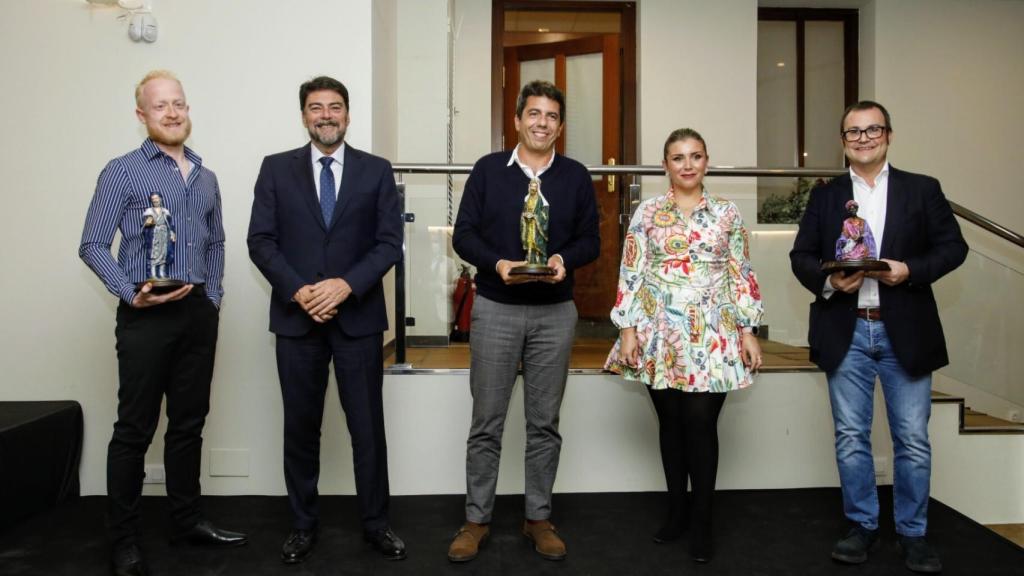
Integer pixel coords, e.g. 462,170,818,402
821,259,891,273
138,278,186,294
509,264,556,276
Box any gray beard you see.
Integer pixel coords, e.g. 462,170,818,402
309,125,345,148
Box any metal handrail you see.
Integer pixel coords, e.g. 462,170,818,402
390,164,1023,368
393,163,1023,246
948,201,1024,248
392,163,847,178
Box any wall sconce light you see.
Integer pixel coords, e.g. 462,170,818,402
85,0,158,44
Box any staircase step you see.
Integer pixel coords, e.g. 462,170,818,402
962,411,1024,434
932,392,1024,434
931,391,963,403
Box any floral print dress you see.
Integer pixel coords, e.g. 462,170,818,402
605,189,763,392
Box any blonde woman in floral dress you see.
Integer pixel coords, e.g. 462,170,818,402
605,128,763,563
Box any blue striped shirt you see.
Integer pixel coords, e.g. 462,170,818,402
79,139,226,306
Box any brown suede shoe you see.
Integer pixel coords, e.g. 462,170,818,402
447,522,490,562
522,520,567,561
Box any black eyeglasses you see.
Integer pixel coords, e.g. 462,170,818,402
841,124,888,142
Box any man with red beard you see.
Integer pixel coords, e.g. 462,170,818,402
80,70,246,576
247,76,404,564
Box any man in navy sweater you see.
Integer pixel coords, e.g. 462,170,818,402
447,80,600,563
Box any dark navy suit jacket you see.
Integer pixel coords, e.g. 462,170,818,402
789,167,968,377
247,143,402,338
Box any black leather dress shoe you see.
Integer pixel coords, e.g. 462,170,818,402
364,527,407,560
111,544,148,576
281,528,318,565
173,519,248,547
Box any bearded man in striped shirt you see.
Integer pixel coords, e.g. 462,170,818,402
79,70,246,576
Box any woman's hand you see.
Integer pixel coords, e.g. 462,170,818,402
741,332,763,372
618,327,640,367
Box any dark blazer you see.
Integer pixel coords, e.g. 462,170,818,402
789,166,968,376
247,144,402,338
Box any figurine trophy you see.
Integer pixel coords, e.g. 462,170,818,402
140,193,185,293
510,178,556,277
821,200,890,273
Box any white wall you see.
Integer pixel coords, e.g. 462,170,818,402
867,0,1024,233
452,0,492,163
931,400,1024,524
639,0,758,168
382,373,846,495
373,0,399,347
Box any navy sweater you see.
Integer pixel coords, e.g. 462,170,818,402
453,151,600,305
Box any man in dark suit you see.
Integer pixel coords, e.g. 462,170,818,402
247,76,405,564
790,100,967,574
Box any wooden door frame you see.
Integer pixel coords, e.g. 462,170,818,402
502,35,609,153
491,0,636,165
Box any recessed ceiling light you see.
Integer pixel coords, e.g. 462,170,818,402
776,62,786,67
537,27,550,32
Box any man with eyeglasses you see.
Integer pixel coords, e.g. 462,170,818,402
790,100,967,574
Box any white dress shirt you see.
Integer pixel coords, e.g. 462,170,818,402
507,143,554,206
311,142,345,200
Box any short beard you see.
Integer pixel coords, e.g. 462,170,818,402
308,123,345,148
148,118,192,147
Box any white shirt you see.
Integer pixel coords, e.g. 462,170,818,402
823,162,889,307
311,142,345,200
507,144,554,206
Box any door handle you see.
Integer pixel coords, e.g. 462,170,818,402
607,157,616,193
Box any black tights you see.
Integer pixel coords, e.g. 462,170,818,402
648,388,727,539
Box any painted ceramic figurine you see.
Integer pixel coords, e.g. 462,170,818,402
835,200,877,261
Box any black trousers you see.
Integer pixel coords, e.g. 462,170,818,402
276,323,389,532
647,388,727,536
107,288,219,546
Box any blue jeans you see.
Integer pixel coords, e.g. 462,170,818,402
827,318,932,537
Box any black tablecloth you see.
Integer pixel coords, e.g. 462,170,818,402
0,401,83,531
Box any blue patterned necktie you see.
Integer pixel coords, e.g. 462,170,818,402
318,156,336,226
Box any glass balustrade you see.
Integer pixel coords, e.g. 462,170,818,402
385,165,1023,420
934,239,1024,409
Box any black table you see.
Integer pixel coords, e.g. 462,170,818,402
0,401,83,531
